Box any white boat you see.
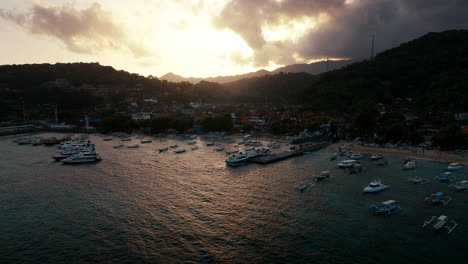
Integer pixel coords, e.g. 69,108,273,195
174,149,186,154
369,200,401,215
422,215,458,234
315,170,331,181
127,144,139,148
435,172,455,182
447,163,463,171
349,152,364,160
363,180,390,193
338,160,358,168
449,180,468,191
371,154,383,161
113,144,124,149
226,153,250,165
403,159,417,170
62,152,102,164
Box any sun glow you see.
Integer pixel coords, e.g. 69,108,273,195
262,16,317,42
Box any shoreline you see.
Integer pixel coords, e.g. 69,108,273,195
324,142,468,165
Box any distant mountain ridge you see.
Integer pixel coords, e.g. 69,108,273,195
160,59,353,84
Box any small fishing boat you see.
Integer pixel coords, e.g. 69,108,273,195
159,147,169,152
369,200,401,215
295,182,314,192
424,192,452,206
315,170,331,181
449,180,468,191
206,142,215,146
348,163,363,174
215,146,225,151
141,139,152,143
170,144,178,148
121,138,132,141
363,180,390,193
103,137,113,141
187,141,196,145
408,176,429,184
422,215,458,234
226,148,239,154
113,144,124,149
127,144,139,148
403,159,417,170
371,154,383,161
435,172,455,182
350,152,364,160
174,149,186,154
191,146,199,150
447,163,463,171
376,161,388,166
245,147,255,151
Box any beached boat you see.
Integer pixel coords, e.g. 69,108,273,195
191,146,199,150
215,146,225,151
206,142,215,146
103,137,113,141
268,142,281,149
422,215,458,234
170,144,178,148
187,141,196,145
121,138,132,141
127,144,139,148
174,149,186,154
338,160,358,168
141,139,152,143
370,200,401,215
371,154,383,161
226,148,239,154
363,180,390,193
159,147,169,152
113,144,124,148
447,163,463,171
449,180,468,191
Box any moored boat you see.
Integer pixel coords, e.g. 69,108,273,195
363,180,390,193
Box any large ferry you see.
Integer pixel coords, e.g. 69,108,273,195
62,152,102,164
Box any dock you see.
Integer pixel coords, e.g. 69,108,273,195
249,142,330,164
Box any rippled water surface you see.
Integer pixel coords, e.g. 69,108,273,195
1,134,468,263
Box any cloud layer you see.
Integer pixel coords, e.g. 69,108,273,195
214,0,468,67
0,2,151,57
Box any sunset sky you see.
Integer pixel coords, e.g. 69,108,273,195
1,0,467,78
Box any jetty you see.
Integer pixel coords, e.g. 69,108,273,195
250,142,330,164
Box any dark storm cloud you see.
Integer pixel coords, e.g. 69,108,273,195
214,0,468,66
0,2,151,57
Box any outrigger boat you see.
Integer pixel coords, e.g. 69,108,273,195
408,176,429,184
295,182,314,192
315,170,331,181
449,180,468,191
435,172,456,182
424,192,452,206
422,215,458,234
447,162,463,171
369,200,401,215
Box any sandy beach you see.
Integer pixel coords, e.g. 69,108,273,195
324,142,468,165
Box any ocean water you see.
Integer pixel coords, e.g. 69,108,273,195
1,134,467,264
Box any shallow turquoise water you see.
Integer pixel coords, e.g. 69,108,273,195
0,134,467,263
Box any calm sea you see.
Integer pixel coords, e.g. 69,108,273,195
1,134,467,264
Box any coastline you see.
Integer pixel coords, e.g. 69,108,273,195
324,142,468,165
